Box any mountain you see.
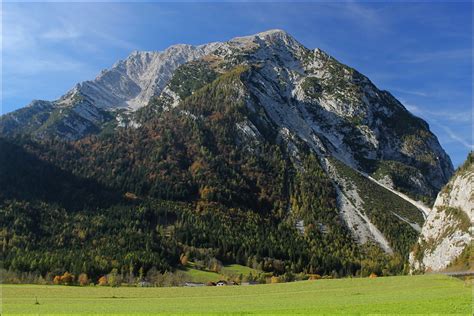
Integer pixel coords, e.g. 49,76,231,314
409,153,473,272
1,30,453,200
0,44,220,140
0,30,454,279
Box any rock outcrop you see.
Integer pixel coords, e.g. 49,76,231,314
409,153,473,271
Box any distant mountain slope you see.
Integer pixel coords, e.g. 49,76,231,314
0,30,455,279
0,45,219,140
409,153,473,272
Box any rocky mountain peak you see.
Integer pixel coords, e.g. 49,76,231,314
1,29,454,199
232,29,301,47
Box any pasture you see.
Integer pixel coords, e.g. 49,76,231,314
2,274,471,314
181,263,261,283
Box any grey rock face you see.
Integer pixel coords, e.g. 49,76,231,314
409,156,473,272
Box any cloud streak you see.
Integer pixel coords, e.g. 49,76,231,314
405,103,472,124
404,102,473,150
2,3,139,56
41,26,82,41
341,1,385,31
391,88,428,97
397,49,472,64
437,124,474,150
2,2,142,79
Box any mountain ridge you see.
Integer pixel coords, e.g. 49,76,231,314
0,29,457,279
1,29,454,203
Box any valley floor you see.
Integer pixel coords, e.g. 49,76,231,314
1,275,471,315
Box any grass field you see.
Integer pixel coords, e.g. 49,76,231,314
180,263,261,283
1,275,471,315
220,264,260,277
180,267,223,283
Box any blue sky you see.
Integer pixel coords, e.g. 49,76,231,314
2,1,472,166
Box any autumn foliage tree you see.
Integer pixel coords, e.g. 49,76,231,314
180,254,188,266
53,275,61,285
308,274,321,280
98,276,108,286
61,272,75,285
78,273,89,286
52,272,75,285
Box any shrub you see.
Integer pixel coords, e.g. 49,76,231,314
107,268,122,287
60,272,75,285
180,254,189,266
208,258,222,273
270,276,280,284
98,276,108,286
78,273,89,286
308,274,321,280
53,275,62,285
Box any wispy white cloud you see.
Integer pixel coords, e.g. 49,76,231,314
438,124,473,150
41,25,82,41
397,49,472,64
91,29,138,51
2,3,140,77
391,88,428,97
2,12,37,52
2,7,86,75
3,3,138,50
341,1,385,31
8,55,85,76
405,102,472,124
404,101,473,150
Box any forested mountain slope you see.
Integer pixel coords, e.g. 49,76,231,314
0,30,453,280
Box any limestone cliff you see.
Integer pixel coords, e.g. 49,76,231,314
409,153,473,272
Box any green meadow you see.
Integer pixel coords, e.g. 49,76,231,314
180,263,261,283
2,274,471,315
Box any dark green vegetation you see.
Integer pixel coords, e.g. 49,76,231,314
2,275,471,314
0,65,417,283
330,158,422,256
301,77,323,99
168,60,218,99
442,151,474,196
372,160,434,205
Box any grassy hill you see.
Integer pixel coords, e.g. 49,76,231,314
2,275,471,314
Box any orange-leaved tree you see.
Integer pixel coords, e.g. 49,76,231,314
98,275,108,286
180,254,188,266
78,273,89,286
53,275,61,285
60,272,75,285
